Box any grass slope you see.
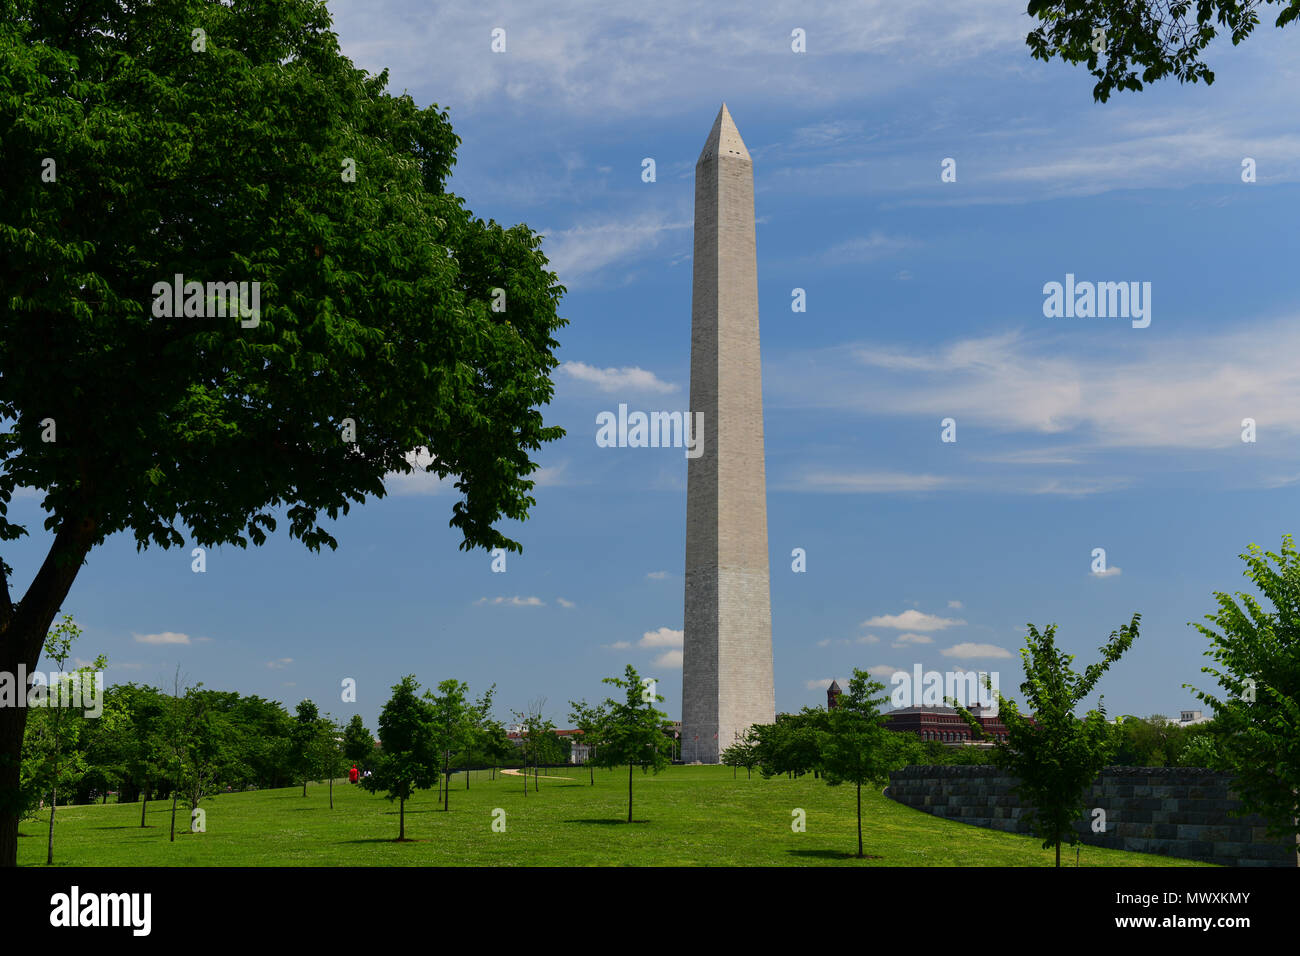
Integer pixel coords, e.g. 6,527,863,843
18,765,1212,867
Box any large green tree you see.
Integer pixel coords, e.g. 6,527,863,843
1026,0,1300,101
1188,537,1300,849
956,615,1140,866
0,0,565,864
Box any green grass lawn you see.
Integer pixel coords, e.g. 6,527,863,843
18,765,1213,866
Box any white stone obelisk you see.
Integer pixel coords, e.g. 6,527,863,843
681,103,775,764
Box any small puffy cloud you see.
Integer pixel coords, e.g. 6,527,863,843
861,610,966,631
266,658,293,669
386,446,452,496
653,649,683,669
941,643,1015,659
604,641,632,650
1091,566,1122,578
556,597,576,608
560,361,678,394
475,596,546,607
639,626,683,648
948,600,963,609
133,632,192,645
805,678,841,691
856,633,880,644
646,570,669,580
891,632,934,649
816,638,832,647
866,664,899,679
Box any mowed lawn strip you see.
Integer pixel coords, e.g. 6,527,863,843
17,765,1213,867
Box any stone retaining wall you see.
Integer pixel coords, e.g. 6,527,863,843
886,765,1296,866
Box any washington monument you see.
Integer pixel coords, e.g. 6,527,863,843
681,104,775,764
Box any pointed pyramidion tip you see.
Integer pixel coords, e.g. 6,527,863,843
698,102,750,164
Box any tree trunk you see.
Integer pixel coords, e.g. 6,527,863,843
0,517,97,867
140,789,148,827
46,777,57,865
169,791,177,842
302,776,307,797
329,775,333,810
856,782,863,859
399,796,405,840
627,761,633,823
589,762,594,786
1056,837,1061,868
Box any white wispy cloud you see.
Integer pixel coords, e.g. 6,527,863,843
792,471,956,493
1091,566,1123,578
947,600,963,609
777,321,1300,453
133,632,193,645
475,596,546,606
604,640,632,650
941,642,1014,659
890,632,934,648
861,610,966,631
646,570,669,579
266,658,294,669
556,597,576,608
543,214,691,285
331,2,1027,115
559,361,678,395
821,231,919,263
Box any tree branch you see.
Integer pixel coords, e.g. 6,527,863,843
0,558,12,631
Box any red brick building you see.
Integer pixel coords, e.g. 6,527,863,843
882,704,1010,746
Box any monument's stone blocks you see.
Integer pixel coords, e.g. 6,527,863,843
681,104,775,763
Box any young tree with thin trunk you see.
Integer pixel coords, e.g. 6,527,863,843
588,666,669,823
363,676,438,841
568,700,608,786
427,679,473,811
0,0,567,866
293,699,322,797
956,614,1139,867
817,670,907,859
20,614,105,864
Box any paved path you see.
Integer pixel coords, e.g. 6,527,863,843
498,768,574,780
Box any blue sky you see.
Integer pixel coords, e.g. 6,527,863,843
11,1,1300,731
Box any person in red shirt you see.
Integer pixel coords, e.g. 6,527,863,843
348,765,359,784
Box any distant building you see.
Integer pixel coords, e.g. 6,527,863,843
827,681,842,710
883,703,1011,746
1178,710,1210,726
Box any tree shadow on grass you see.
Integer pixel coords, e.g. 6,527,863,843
337,837,426,844
562,819,650,825
92,825,145,830
788,848,883,861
